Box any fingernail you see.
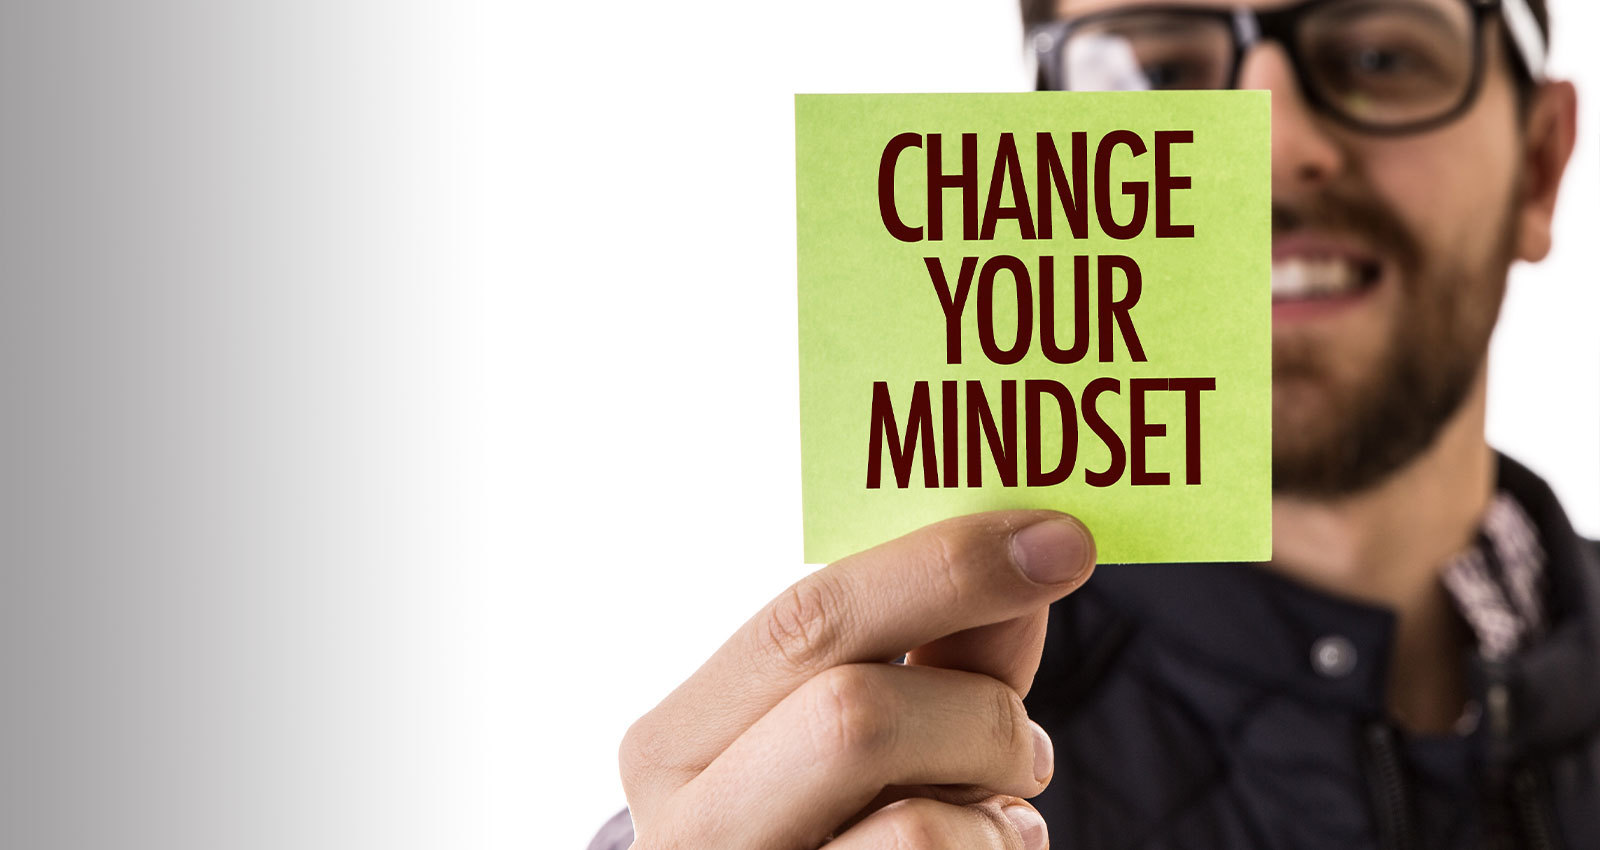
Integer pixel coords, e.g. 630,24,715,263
1002,804,1049,850
1029,719,1054,784
1011,518,1092,584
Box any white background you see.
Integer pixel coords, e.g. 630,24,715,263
0,2,1591,849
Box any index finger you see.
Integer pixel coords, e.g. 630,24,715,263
622,509,1094,798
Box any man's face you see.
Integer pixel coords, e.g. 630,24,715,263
1058,0,1531,495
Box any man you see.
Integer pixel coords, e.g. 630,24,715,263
595,0,1587,846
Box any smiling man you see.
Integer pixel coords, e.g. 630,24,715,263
595,1,1589,848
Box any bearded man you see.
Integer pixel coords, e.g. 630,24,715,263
595,0,1589,847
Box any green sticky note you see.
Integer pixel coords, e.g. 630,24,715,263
796,91,1271,565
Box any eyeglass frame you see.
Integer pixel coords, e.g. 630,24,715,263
1027,0,1549,135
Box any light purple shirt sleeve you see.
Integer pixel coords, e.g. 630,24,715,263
587,809,633,850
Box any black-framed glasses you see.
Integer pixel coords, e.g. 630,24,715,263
1029,0,1548,134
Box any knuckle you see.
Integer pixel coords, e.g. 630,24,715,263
920,528,970,607
629,810,702,850
910,518,999,607
975,799,1033,849
618,711,691,796
762,575,844,670
988,681,1030,755
617,715,659,790
803,665,896,764
875,799,948,850
626,833,677,850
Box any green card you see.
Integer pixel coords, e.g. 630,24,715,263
796,91,1271,565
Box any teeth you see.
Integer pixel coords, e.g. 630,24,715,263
1271,257,1364,300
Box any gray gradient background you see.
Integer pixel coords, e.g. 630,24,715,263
0,2,1593,849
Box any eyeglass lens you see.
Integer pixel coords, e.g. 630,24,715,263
1055,0,1477,128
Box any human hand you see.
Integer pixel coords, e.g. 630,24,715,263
619,510,1096,849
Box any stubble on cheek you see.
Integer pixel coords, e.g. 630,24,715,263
1268,202,1516,497
1270,324,1394,484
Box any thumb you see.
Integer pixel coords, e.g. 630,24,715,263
907,520,1095,695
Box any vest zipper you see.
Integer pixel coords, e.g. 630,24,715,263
1486,676,1562,850
1362,722,1417,850
1512,768,1557,850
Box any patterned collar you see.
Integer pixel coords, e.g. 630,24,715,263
1440,492,1549,663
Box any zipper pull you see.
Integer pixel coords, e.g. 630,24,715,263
1361,721,1416,850
1487,681,1511,742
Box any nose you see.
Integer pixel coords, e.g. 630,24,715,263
1237,44,1346,195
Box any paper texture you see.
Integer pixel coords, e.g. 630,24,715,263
797,91,1270,564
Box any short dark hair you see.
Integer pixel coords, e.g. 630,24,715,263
1016,0,1053,31
1019,0,1547,34
1018,0,1549,96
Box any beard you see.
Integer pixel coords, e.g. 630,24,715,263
1270,187,1515,497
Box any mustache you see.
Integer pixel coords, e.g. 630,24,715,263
1272,188,1422,274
